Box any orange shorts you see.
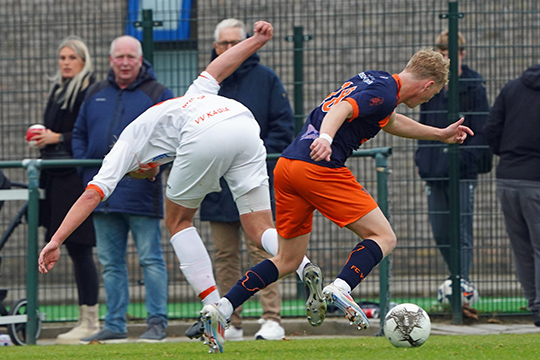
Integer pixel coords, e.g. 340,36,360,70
274,157,379,239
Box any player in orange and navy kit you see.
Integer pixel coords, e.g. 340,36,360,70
202,48,475,353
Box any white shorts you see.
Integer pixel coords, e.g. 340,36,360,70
166,114,269,209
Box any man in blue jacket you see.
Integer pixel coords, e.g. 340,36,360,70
198,18,294,341
415,31,490,293
72,35,174,343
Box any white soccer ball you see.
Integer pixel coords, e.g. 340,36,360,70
437,279,479,306
384,303,431,348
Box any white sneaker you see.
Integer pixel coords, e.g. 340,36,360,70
224,326,243,341
254,319,285,340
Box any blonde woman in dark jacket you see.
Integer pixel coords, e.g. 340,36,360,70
29,36,99,344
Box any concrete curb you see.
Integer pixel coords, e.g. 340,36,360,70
38,317,381,344
36,316,540,345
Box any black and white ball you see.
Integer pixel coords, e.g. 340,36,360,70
384,303,431,348
437,279,479,306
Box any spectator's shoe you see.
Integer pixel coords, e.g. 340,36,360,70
185,320,205,339
532,310,540,327
79,328,127,344
138,317,166,343
254,319,285,340
200,304,229,353
322,284,369,330
225,326,244,341
303,263,327,327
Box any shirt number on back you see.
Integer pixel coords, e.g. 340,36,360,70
321,82,357,112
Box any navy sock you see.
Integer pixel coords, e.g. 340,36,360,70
336,239,383,290
224,259,279,310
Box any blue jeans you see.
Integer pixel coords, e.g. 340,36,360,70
93,213,168,333
426,180,476,280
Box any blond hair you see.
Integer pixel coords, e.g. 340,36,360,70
405,48,449,86
50,35,93,111
435,30,466,52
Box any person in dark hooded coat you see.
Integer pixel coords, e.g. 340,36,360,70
484,63,540,327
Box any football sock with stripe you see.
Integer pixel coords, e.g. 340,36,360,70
336,239,383,291
224,259,279,310
170,227,220,305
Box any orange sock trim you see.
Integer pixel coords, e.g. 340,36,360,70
199,285,217,301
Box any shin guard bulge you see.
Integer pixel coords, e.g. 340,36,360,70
170,227,219,305
224,259,279,310
336,239,383,290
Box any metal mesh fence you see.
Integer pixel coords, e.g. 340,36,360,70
0,0,539,323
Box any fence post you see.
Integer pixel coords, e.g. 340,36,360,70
134,9,163,66
440,0,465,325
375,151,391,334
24,159,40,344
286,27,312,135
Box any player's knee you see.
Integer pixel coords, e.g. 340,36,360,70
383,232,397,255
164,215,192,235
274,253,303,276
164,215,176,233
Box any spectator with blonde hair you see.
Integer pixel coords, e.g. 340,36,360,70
27,35,99,344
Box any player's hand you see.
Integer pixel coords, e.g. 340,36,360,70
129,166,160,181
38,242,60,274
310,137,332,162
253,21,273,45
440,117,474,144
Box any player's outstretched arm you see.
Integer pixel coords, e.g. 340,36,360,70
205,21,273,83
383,113,474,144
38,188,101,274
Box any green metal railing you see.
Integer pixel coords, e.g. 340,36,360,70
0,159,102,344
0,147,391,344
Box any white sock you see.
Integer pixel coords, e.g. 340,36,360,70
333,278,352,293
296,257,311,282
261,228,311,281
170,227,220,305
261,228,279,255
218,298,234,319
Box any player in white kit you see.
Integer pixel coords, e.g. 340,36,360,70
38,21,311,314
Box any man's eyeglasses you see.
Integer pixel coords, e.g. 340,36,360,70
216,40,241,47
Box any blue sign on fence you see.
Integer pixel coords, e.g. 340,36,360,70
125,0,193,41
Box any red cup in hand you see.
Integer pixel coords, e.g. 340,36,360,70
26,124,46,149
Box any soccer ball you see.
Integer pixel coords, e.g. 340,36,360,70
437,279,479,306
26,124,46,149
384,303,431,348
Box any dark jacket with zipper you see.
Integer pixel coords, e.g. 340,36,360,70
415,64,491,181
39,74,97,244
484,64,540,181
72,61,174,217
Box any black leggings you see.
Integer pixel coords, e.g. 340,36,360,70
65,242,99,306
